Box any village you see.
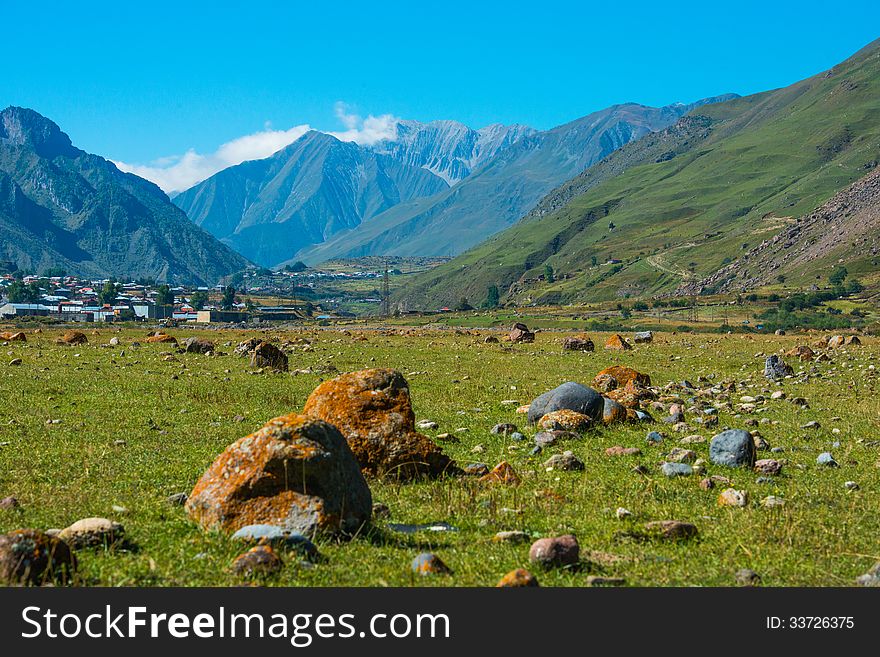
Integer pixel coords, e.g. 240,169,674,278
0,273,318,324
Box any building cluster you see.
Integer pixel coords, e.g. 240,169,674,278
0,275,235,323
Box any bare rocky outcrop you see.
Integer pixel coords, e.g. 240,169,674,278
679,166,880,295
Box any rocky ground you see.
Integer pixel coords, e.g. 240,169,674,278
0,325,879,587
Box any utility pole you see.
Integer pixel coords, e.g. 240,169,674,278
381,259,391,318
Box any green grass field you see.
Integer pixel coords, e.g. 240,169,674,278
1,325,878,586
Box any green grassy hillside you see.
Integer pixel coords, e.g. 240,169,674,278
396,39,880,310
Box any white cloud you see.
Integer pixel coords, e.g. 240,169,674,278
113,103,401,194
327,102,398,145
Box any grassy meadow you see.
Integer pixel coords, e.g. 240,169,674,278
1,324,878,587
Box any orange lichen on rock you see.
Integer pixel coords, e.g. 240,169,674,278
0,331,26,342
604,334,632,350
594,366,651,389
303,368,455,480
785,345,816,361
602,397,629,425
146,333,178,344
56,330,88,345
538,409,592,432
185,414,372,538
479,461,521,485
0,529,77,585
497,568,539,587
606,379,655,409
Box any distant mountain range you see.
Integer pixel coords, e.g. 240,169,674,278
175,99,736,268
394,39,880,309
0,106,248,284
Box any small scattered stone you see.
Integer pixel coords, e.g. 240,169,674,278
497,568,539,587
231,524,319,560
479,461,520,485
0,496,20,510
646,431,663,444
856,563,880,587
754,459,782,475
761,495,785,508
411,552,452,575
543,450,584,471
736,569,761,586
661,462,694,477
718,488,748,507
606,446,641,456
844,481,860,491
463,462,490,476
232,545,283,577
817,452,839,467
529,535,579,569
493,530,531,544
586,575,626,586
491,423,518,435
166,492,188,506
58,518,125,549
643,520,698,540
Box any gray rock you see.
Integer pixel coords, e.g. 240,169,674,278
736,568,761,586
411,552,452,575
509,432,526,442
661,462,694,477
856,563,880,586
764,355,794,380
534,430,576,447
0,496,19,510
166,492,188,506
527,382,604,424
493,530,531,544
543,451,584,471
817,452,839,467
231,524,319,560
710,429,756,468
491,423,518,435
633,331,653,344
646,431,663,444
463,462,489,476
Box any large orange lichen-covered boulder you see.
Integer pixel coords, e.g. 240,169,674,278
604,334,632,350
303,368,455,479
594,366,651,390
185,414,372,538
0,331,26,342
56,330,88,345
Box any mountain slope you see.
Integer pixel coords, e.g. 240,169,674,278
681,164,880,294
174,130,451,266
372,120,535,184
0,107,249,284
296,97,736,264
395,40,880,309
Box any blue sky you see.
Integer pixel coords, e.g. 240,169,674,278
2,1,878,191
